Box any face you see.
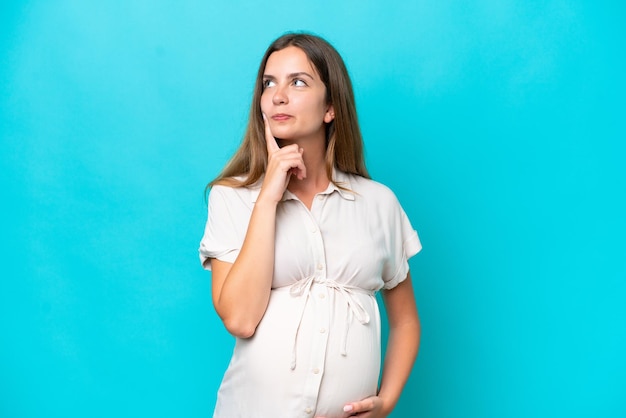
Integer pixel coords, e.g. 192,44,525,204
260,46,335,143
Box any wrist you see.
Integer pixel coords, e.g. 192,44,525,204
254,194,280,208
377,393,398,416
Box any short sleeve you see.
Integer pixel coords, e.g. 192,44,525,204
198,185,250,271
381,194,422,290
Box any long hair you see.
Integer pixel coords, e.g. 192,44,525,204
208,32,369,191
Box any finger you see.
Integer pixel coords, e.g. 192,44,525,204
280,158,306,180
292,148,306,179
295,148,306,179
276,148,305,180
344,398,375,415
343,404,355,415
263,113,280,154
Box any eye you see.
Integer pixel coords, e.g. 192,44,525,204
293,78,307,87
263,79,275,88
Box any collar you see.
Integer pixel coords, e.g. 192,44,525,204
250,168,355,203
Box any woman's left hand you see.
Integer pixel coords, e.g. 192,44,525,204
315,396,388,418
340,395,387,417
314,396,389,418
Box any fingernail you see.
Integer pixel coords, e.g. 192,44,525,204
262,113,267,121
343,405,353,412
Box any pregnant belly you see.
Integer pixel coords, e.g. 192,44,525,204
223,284,382,417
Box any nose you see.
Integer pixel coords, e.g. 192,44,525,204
272,84,288,105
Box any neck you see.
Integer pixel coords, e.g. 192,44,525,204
283,134,329,197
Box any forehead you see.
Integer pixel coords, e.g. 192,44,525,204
264,46,318,77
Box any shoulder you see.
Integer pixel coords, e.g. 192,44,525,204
341,172,399,204
208,177,262,207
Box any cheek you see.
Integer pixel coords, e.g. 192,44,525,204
260,93,271,113
295,96,324,117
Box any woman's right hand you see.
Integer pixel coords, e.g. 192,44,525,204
258,113,306,204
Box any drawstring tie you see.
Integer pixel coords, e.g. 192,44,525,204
288,276,373,370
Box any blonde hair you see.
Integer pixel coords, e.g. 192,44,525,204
209,32,369,191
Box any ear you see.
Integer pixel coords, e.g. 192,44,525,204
324,104,335,124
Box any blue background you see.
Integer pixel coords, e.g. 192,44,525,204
1,1,625,417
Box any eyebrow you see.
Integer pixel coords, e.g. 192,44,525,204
262,71,315,80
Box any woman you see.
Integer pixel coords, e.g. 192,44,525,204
199,32,422,418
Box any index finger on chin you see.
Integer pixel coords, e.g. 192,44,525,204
263,113,279,154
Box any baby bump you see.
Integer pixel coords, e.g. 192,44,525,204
226,285,382,416
314,289,382,417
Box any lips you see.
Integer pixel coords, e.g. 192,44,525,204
271,113,292,121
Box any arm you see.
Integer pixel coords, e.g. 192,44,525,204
341,271,420,417
210,198,278,338
377,271,421,414
211,115,306,338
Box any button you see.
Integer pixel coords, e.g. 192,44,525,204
317,195,324,200
317,263,324,270
305,407,312,414
318,293,325,299
319,328,326,333
313,367,320,374
311,226,317,233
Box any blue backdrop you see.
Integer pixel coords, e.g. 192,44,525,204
1,1,624,417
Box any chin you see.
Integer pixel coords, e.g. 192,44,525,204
272,131,296,142
270,127,295,139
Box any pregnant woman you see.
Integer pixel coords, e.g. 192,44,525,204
199,32,422,418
